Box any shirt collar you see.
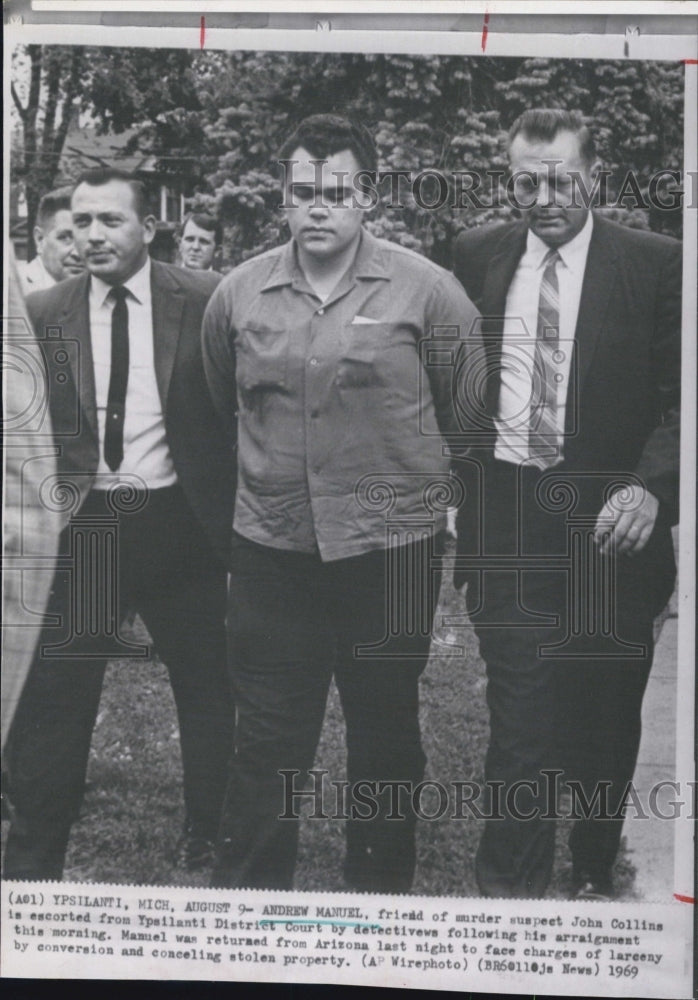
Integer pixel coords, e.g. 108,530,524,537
34,257,54,283
350,229,391,281
526,211,594,272
261,228,390,293
91,255,151,307
260,240,295,291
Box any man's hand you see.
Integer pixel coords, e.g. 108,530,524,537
594,486,660,557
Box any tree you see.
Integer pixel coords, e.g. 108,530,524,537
86,46,208,201
11,44,205,258
11,46,684,264
11,45,84,257
184,52,684,268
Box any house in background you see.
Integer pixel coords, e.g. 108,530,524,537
8,184,30,261
11,124,195,263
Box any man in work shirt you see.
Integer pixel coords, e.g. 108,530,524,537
202,113,481,892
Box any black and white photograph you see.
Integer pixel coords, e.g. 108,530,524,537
2,5,696,995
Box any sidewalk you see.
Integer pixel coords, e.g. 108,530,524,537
623,597,679,901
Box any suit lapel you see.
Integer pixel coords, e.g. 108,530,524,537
573,215,618,393
150,261,184,411
480,222,528,319
58,273,98,440
480,223,528,414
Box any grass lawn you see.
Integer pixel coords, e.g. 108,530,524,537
3,539,638,898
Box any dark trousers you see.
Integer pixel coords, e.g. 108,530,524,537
212,530,444,892
461,459,673,898
4,485,234,880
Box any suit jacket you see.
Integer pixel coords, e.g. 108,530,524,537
452,213,681,592
25,260,236,569
3,255,61,745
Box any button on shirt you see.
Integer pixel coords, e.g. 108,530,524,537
495,212,594,465
202,229,481,560
89,257,177,489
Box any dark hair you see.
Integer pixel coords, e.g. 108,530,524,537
72,167,150,219
277,113,378,174
181,212,222,245
508,109,597,164
36,186,74,229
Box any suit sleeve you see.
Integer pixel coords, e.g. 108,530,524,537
452,231,477,304
25,288,47,332
449,233,490,589
452,227,496,311
421,270,484,591
201,280,238,441
634,240,682,523
423,271,482,449
2,259,61,744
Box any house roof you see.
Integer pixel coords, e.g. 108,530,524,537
58,125,159,181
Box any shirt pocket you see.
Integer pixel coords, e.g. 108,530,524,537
237,324,289,392
336,322,391,389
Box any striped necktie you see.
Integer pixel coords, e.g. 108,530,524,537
528,248,562,469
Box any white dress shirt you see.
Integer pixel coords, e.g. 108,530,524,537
89,257,177,489
495,212,594,465
18,256,55,296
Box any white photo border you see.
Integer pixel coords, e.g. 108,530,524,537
3,10,696,997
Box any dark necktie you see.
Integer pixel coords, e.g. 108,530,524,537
528,248,562,469
104,285,129,471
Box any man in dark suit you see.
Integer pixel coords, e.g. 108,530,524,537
453,109,681,900
3,168,236,880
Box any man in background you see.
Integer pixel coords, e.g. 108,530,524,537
178,213,221,271
18,186,84,294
